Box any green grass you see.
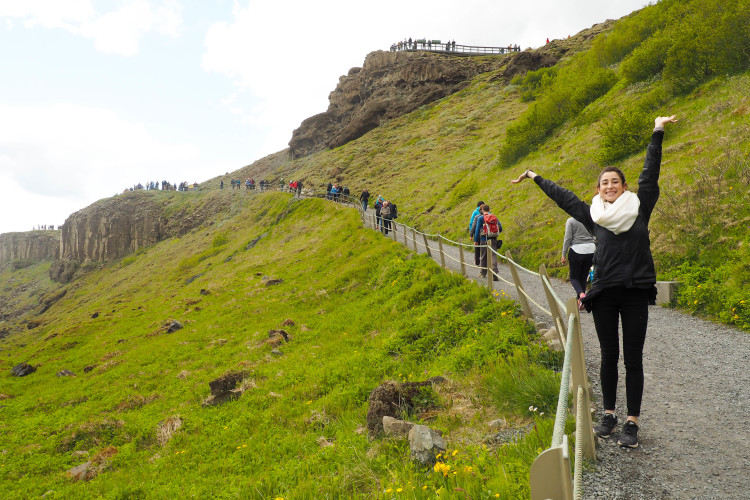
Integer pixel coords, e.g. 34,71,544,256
0,193,563,498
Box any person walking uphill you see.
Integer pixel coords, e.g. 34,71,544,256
562,217,595,311
468,200,485,268
360,188,370,211
473,204,502,280
511,115,678,449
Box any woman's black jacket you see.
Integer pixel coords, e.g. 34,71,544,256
532,131,664,305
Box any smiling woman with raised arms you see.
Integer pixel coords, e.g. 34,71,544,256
511,115,678,449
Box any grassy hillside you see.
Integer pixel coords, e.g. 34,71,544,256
1,191,565,498
218,0,750,330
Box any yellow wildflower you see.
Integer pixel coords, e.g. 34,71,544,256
452,449,458,456
397,488,403,492
386,488,393,493
422,485,428,490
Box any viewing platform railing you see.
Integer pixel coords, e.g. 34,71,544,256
389,40,520,55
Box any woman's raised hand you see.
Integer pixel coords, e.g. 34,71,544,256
510,170,537,184
655,115,678,128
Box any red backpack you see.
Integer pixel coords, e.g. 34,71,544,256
482,214,502,237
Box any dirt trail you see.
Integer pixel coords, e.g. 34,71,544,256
370,216,750,500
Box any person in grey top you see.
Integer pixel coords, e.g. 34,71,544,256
561,217,595,309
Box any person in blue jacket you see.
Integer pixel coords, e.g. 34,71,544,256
468,200,484,267
511,114,678,449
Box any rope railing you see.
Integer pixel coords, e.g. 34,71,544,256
268,188,596,498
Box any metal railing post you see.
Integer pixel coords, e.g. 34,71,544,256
505,251,533,319
438,237,446,269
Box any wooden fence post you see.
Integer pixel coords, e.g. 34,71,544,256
412,228,418,252
540,264,567,346
422,233,432,257
487,243,493,289
438,237,446,268
529,435,573,500
505,250,533,319
458,244,466,276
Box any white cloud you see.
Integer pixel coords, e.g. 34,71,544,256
0,0,182,56
0,102,202,201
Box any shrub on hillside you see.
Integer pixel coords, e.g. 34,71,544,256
597,106,653,164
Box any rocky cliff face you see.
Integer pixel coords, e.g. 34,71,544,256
288,50,512,158
49,190,235,282
58,193,166,263
0,231,60,263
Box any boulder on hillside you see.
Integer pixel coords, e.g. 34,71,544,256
208,370,247,395
383,416,415,438
203,370,250,407
56,369,76,377
11,362,36,377
409,425,446,466
366,377,446,438
165,320,183,333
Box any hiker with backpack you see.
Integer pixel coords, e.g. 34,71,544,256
473,204,502,280
511,115,678,449
468,200,485,268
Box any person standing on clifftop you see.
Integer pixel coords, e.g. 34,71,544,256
511,114,678,449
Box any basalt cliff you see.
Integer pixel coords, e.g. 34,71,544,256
0,231,60,263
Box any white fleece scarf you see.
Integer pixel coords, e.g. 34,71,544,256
590,191,640,234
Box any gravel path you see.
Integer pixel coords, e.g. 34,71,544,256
365,214,750,500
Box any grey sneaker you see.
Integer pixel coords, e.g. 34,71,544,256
617,420,639,448
593,413,618,438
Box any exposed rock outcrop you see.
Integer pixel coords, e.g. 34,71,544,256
288,50,512,158
58,192,166,263
0,231,60,263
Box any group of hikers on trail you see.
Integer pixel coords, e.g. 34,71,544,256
372,195,398,236
288,180,303,196
326,183,350,202
467,201,503,280
224,178,269,190
127,181,189,192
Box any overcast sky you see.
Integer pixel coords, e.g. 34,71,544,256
0,0,649,235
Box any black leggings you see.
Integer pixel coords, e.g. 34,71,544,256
567,248,593,297
591,286,649,417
